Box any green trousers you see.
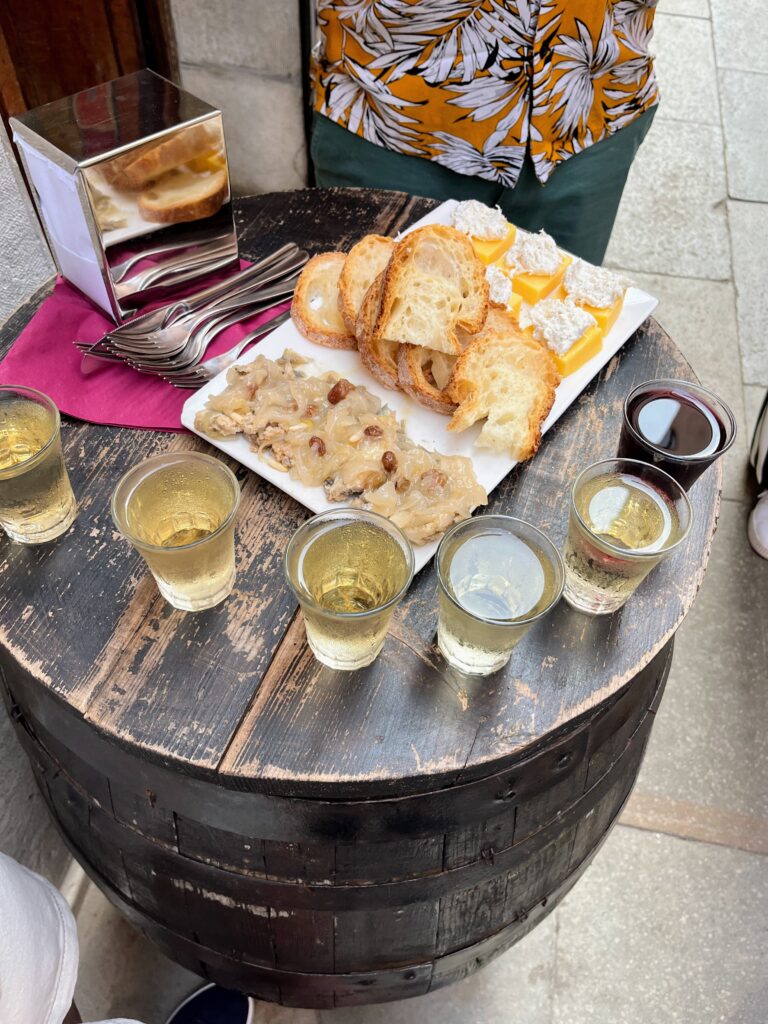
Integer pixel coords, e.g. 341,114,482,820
311,108,656,265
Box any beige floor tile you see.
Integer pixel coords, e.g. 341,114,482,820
634,498,768,820
552,826,768,1024
318,917,557,1024
720,70,768,202
628,272,750,500
657,0,710,16
605,121,730,280
712,0,768,72
653,13,720,125
728,200,768,386
74,883,199,1024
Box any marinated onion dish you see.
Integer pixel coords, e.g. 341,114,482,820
194,351,487,545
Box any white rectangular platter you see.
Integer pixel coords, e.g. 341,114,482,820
182,199,657,572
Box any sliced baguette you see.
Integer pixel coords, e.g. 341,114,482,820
291,252,357,349
397,344,457,415
375,225,489,355
138,168,228,224
355,272,400,389
446,321,560,461
120,122,220,189
338,234,395,333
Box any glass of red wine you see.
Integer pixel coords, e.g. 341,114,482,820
618,379,736,490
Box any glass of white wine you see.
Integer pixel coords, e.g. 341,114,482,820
284,509,414,671
0,385,77,543
563,458,693,615
111,451,241,611
437,516,565,676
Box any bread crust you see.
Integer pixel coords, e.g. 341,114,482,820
338,235,395,333
356,273,400,390
138,169,228,224
397,345,457,415
291,252,357,350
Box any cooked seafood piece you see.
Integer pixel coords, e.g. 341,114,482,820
195,350,487,545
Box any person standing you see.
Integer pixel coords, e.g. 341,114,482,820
310,0,659,264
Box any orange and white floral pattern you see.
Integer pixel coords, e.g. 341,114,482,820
313,0,659,185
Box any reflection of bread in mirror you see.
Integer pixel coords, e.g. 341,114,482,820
101,150,147,190
138,168,228,224
119,122,220,189
291,253,357,349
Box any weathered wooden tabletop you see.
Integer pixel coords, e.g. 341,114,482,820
0,189,720,801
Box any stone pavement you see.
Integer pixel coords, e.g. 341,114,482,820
73,3,768,1021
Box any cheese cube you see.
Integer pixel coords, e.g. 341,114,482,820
551,323,603,377
581,297,623,334
472,224,517,265
551,284,623,336
511,255,571,305
506,290,523,321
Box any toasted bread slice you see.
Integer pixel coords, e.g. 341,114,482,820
397,344,457,415
338,235,395,333
120,122,220,189
291,252,357,349
138,168,228,224
375,225,489,355
446,320,560,461
356,273,400,389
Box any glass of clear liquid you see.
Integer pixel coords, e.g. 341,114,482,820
563,458,693,615
436,516,565,676
111,451,241,611
0,385,77,543
284,508,414,671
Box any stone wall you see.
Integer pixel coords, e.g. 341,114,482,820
0,124,54,322
170,0,308,194
0,123,68,880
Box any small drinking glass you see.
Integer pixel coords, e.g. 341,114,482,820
285,508,415,671
0,385,77,543
436,516,565,676
618,378,736,490
563,458,693,616
111,451,241,611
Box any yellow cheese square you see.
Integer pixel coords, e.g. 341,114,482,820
581,296,624,334
555,282,626,335
551,324,603,377
472,225,516,265
490,289,523,321
510,255,571,305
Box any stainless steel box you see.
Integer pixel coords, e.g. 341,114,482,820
11,68,238,323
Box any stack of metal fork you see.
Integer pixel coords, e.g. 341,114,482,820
76,243,306,388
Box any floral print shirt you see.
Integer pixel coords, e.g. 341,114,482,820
312,1,659,186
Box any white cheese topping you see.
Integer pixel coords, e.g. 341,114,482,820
504,229,562,276
485,264,513,306
564,259,631,308
528,297,597,356
452,200,509,240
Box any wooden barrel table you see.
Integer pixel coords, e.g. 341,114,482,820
0,190,720,1009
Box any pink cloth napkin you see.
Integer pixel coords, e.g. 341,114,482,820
0,272,291,432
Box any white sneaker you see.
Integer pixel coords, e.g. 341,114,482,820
748,492,768,560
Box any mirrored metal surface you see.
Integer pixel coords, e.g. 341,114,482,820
11,70,238,322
